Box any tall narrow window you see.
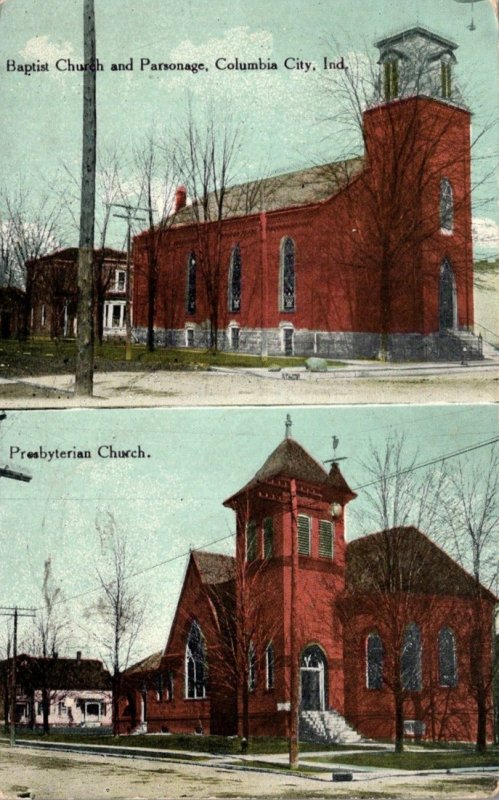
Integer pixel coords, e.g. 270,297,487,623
229,245,242,312
384,60,399,101
297,514,311,555
438,627,458,687
401,623,422,691
186,620,207,699
187,252,196,314
366,632,384,689
246,521,257,561
156,672,164,701
263,517,273,558
440,178,453,232
319,520,333,558
441,61,452,99
265,643,275,689
248,641,257,691
281,237,296,311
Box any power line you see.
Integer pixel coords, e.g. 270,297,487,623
27,434,498,613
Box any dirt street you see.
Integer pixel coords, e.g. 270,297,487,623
0,746,497,800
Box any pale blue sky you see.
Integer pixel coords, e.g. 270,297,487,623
0,0,497,256
0,404,496,663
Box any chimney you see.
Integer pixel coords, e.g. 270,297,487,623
174,185,187,212
76,650,82,662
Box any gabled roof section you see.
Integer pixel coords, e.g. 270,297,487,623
192,550,235,585
346,526,496,601
124,650,163,675
3,655,112,690
169,158,364,227
26,247,126,266
374,27,458,52
225,437,356,504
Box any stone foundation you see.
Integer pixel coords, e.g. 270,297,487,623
133,326,483,362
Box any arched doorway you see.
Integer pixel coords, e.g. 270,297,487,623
300,645,328,711
439,259,456,330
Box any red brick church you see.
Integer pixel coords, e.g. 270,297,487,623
118,426,495,745
132,27,482,361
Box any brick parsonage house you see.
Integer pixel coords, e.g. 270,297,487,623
118,431,496,745
132,27,483,362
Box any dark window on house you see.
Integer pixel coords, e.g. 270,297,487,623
115,269,126,292
384,60,399,101
248,642,257,691
297,514,311,555
263,517,273,558
440,178,453,232
266,643,275,689
246,521,257,561
319,520,333,558
441,61,452,99
187,252,196,314
438,627,458,687
230,326,240,351
366,632,384,689
401,623,422,691
229,245,241,312
156,672,164,701
281,237,296,311
186,620,207,699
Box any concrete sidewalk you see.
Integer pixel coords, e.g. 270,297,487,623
0,357,497,407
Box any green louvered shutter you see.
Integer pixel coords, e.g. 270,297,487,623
246,521,257,561
263,517,273,558
297,515,311,555
319,520,333,558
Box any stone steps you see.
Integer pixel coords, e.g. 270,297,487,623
300,709,363,745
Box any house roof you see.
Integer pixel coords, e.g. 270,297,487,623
169,158,364,227
191,550,236,585
124,651,163,675
346,526,496,601
225,437,356,504
4,655,112,690
26,247,126,266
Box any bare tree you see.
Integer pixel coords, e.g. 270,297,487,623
174,103,243,351
0,188,62,339
344,436,461,752
133,132,177,352
439,448,498,752
85,513,146,734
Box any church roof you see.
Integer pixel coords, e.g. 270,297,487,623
191,550,236,585
346,526,496,601
375,26,458,52
124,650,163,675
170,158,364,226
225,437,356,504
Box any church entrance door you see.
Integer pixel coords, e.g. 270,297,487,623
439,259,456,330
301,645,327,711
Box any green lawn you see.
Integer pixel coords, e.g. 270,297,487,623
306,749,499,771
0,338,346,377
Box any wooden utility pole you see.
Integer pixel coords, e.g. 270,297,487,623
75,0,97,396
0,607,36,746
289,477,299,768
111,204,149,361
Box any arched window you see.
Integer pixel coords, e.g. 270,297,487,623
185,620,207,699
401,623,422,691
248,641,257,692
280,237,296,312
265,642,275,689
228,245,241,313
438,627,458,687
263,517,273,559
366,632,384,690
186,252,196,314
440,178,453,232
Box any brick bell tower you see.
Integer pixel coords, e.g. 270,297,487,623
359,27,473,355
223,418,356,738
